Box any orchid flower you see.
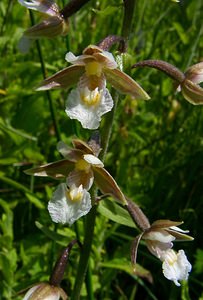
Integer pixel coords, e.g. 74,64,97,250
23,282,67,300
25,138,126,224
131,220,193,286
36,45,150,129
133,60,203,105
18,0,68,52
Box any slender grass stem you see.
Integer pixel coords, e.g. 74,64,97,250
29,11,61,142
85,263,94,300
0,0,13,36
119,0,137,51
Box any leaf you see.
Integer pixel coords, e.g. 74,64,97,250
35,221,74,246
25,193,45,209
100,258,153,283
98,199,136,228
173,22,189,45
92,6,118,17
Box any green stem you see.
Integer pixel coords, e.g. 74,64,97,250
61,0,91,19
71,93,118,299
85,264,94,300
29,11,61,142
71,199,97,300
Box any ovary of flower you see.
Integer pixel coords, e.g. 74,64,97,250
80,87,102,106
161,249,192,286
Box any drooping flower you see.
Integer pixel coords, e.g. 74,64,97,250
131,219,193,286
48,183,91,225
36,45,150,129
25,138,126,223
18,0,68,52
23,282,67,300
132,60,203,105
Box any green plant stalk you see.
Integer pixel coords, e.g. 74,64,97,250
85,262,94,300
71,194,97,300
29,11,61,142
71,95,118,299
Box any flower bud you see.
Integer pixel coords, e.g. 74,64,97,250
23,283,67,300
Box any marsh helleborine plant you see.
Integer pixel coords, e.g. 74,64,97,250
37,45,150,129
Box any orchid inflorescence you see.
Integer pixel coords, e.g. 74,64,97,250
17,0,200,296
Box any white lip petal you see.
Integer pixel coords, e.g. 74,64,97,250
162,249,192,286
83,154,104,167
65,87,113,130
48,183,92,225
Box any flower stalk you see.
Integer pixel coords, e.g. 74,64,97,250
50,239,80,286
61,0,91,19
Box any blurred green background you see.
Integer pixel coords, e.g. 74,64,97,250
0,0,203,299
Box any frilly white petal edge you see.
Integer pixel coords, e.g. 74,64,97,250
162,249,192,286
65,87,113,129
48,183,92,225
